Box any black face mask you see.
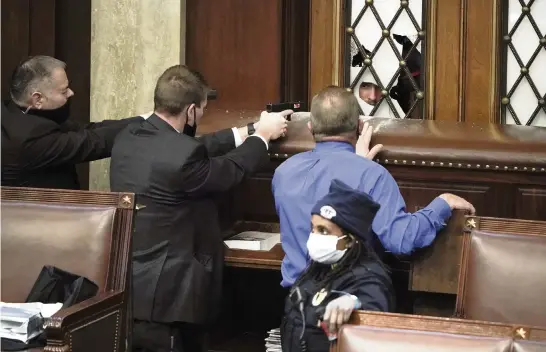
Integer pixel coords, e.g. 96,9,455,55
183,108,197,137
24,99,71,125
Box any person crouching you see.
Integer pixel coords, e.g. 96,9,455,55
280,179,395,352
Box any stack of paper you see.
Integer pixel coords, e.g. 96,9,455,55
0,302,62,343
224,231,281,251
265,327,281,351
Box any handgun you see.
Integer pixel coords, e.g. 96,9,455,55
266,102,306,121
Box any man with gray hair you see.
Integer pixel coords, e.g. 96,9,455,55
1,55,142,189
272,86,475,288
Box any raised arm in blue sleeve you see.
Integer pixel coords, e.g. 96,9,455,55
368,171,452,255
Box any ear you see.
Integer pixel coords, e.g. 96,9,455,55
307,121,312,132
30,92,43,109
346,234,357,248
186,103,196,125
358,119,364,134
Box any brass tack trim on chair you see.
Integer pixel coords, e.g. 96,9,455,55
43,346,70,352
267,155,546,173
115,312,120,352
44,316,63,329
373,159,546,173
514,327,529,339
118,194,134,208
465,218,477,230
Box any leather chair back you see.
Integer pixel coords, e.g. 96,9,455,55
0,187,135,352
456,216,546,327
338,325,512,352
2,202,117,301
334,311,546,352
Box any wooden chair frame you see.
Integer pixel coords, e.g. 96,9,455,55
1,187,135,352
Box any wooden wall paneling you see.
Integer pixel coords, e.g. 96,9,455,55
55,0,92,189
462,0,502,124
425,0,466,121
186,0,283,110
395,179,503,294
235,175,280,223
515,187,546,221
1,0,58,98
410,210,466,294
396,181,501,218
1,0,30,99
29,0,56,56
308,0,343,100
281,0,310,104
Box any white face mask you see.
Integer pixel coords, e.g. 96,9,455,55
307,232,347,264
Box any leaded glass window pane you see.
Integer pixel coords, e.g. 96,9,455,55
501,0,546,126
345,0,425,119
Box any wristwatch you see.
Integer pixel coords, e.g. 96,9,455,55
350,294,362,310
247,122,256,136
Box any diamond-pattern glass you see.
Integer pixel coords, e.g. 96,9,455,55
345,0,425,119
501,0,546,126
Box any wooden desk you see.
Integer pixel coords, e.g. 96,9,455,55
223,221,283,270
225,245,283,270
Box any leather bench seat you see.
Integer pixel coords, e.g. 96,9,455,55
337,324,546,352
338,325,513,352
332,311,546,352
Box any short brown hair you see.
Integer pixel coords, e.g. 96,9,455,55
310,86,360,139
153,65,209,115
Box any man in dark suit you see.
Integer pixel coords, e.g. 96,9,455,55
1,55,142,189
109,64,289,352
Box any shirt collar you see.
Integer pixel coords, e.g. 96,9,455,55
313,141,355,153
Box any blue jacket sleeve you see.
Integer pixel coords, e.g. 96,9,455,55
368,171,452,254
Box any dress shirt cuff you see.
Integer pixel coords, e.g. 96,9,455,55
248,134,269,150
429,197,452,223
231,127,243,147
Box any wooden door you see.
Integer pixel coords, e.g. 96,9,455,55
186,0,310,114
309,0,546,127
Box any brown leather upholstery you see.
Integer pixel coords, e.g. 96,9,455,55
333,311,546,352
456,216,546,327
1,187,135,352
515,341,546,352
2,203,115,301
338,325,513,352
268,117,546,172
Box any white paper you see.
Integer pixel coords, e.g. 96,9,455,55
0,302,62,342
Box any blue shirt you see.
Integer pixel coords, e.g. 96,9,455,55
272,141,452,287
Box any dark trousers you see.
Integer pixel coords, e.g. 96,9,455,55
133,319,206,352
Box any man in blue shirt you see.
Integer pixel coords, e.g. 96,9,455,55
272,86,476,288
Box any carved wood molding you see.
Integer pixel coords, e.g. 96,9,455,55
308,0,344,100
462,0,503,123
426,0,466,122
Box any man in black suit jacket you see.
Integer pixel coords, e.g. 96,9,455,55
109,64,289,352
1,55,141,189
